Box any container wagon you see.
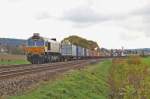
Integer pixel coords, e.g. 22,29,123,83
61,42,77,61
76,46,85,59
61,42,86,60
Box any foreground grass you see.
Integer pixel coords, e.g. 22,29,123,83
9,61,111,99
0,54,30,65
0,60,30,65
142,56,150,65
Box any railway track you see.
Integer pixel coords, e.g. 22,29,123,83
0,61,80,72
0,59,101,80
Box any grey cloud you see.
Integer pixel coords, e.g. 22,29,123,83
132,6,150,15
120,32,141,41
139,6,150,37
61,5,134,28
115,4,150,38
72,23,94,28
129,5,150,37
8,0,22,2
143,22,150,37
35,12,51,20
62,6,111,24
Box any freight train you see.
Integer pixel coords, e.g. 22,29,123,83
25,33,100,64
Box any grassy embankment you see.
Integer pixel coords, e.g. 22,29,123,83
8,56,150,99
108,56,150,99
0,54,30,65
9,61,111,99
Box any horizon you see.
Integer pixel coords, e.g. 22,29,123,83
1,35,150,50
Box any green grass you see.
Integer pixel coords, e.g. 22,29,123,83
0,60,30,65
0,54,30,65
8,57,150,99
9,61,111,99
142,56,150,65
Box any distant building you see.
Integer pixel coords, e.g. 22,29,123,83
110,49,128,57
0,46,8,53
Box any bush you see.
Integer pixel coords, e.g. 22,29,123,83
109,57,150,99
127,56,142,65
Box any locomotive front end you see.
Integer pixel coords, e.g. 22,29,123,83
25,33,45,64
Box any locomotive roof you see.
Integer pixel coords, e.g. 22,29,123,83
43,37,59,43
28,35,59,43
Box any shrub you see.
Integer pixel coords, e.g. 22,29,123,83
127,56,142,65
109,57,150,99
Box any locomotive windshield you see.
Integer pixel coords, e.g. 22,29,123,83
28,39,35,46
36,40,44,46
28,39,44,47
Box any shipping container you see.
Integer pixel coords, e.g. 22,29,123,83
61,40,97,59
76,46,84,57
88,50,93,57
84,48,87,57
61,43,77,57
86,49,90,57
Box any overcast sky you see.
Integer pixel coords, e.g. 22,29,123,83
0,0,149,49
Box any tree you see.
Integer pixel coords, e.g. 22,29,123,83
62,35,100,50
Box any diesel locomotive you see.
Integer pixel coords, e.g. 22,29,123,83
25,33,61,64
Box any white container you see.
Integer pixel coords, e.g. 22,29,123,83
77,46,85,57
61,44,77,56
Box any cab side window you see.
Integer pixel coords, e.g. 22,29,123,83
48,42,51,50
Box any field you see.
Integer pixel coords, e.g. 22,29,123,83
0,54,30,65
7,56,150,99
